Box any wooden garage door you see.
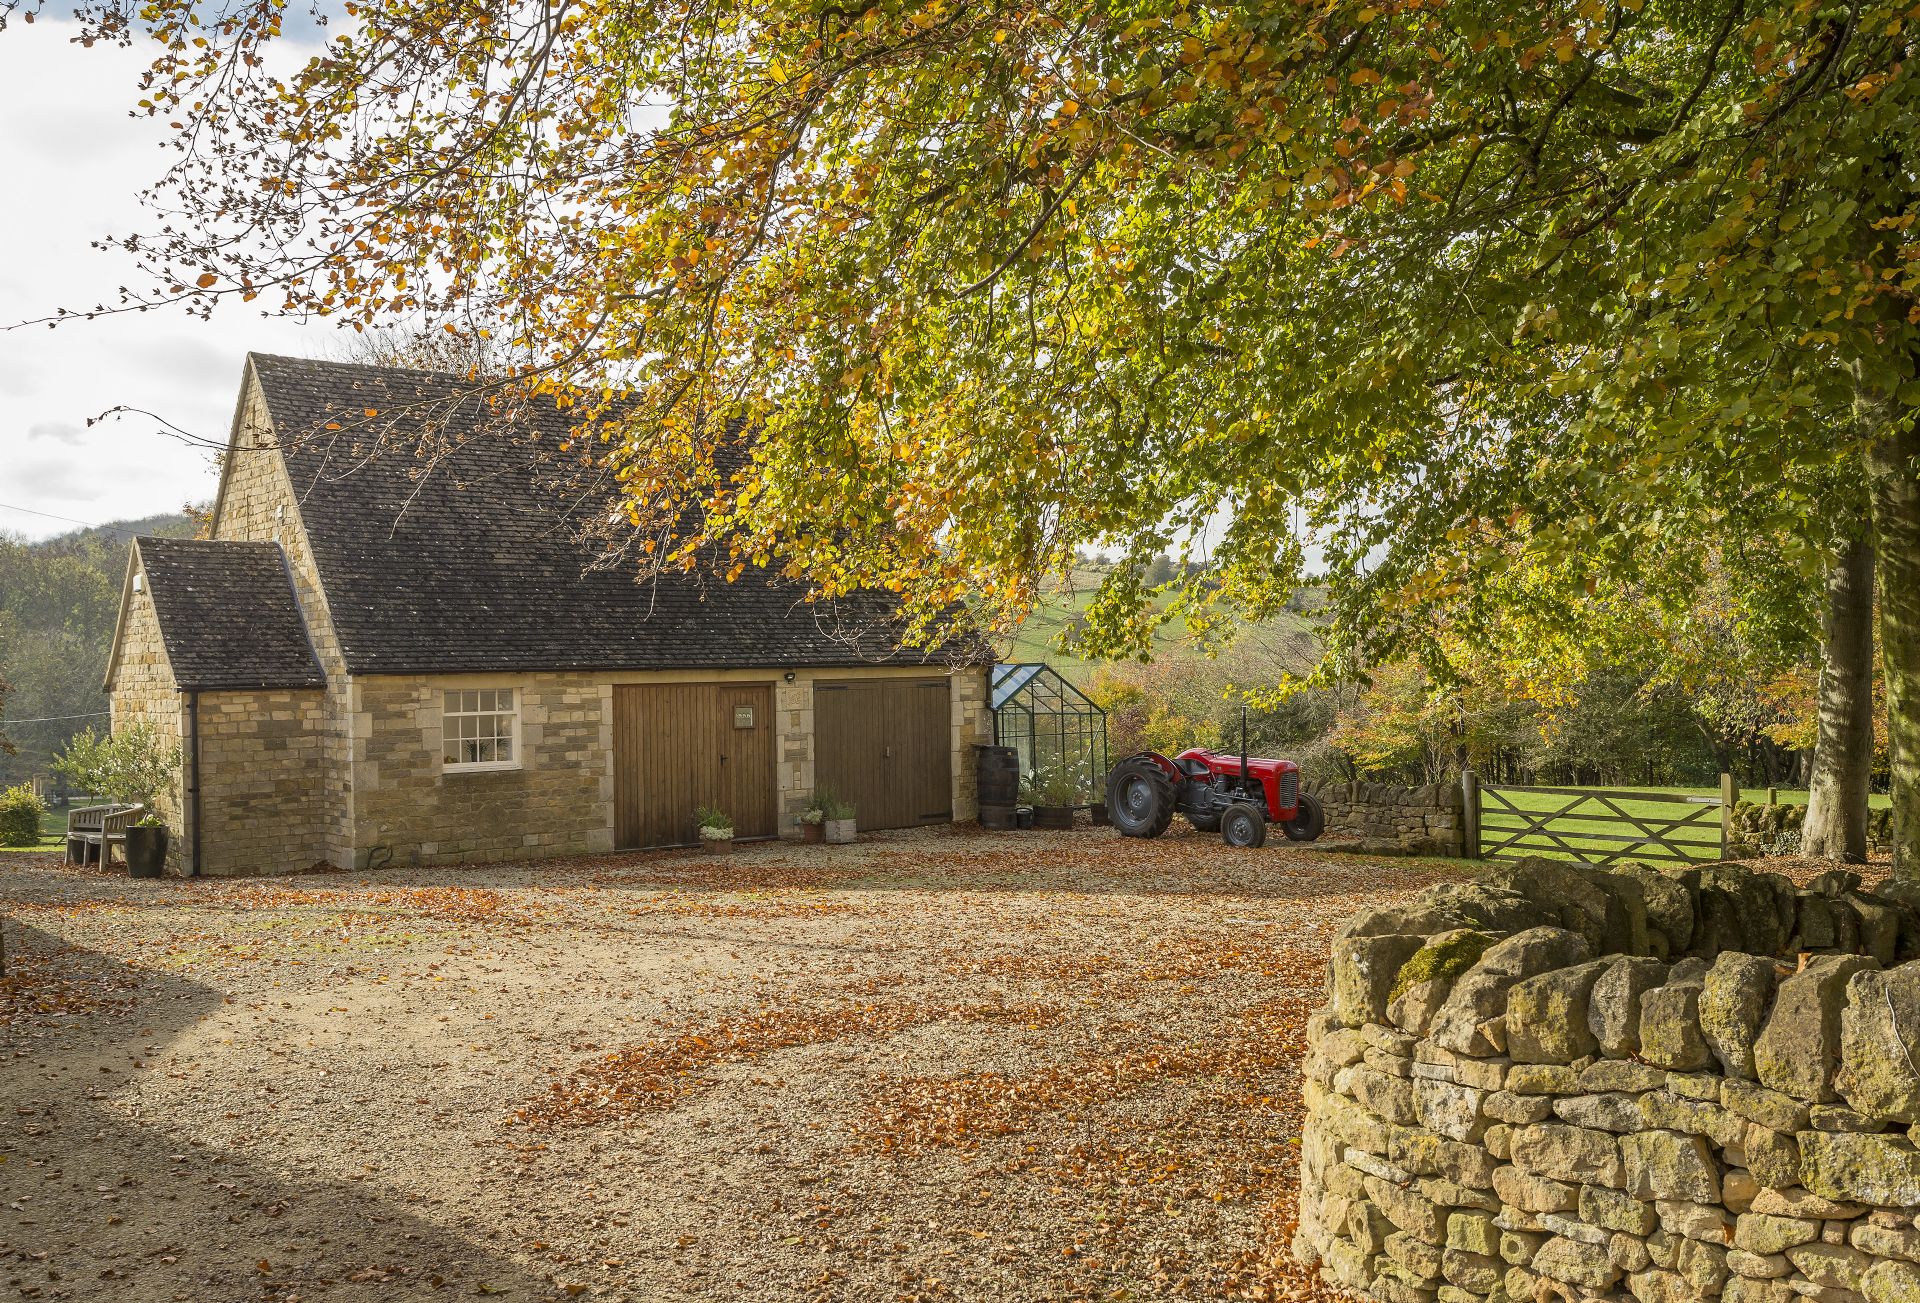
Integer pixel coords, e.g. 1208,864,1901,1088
814,678,952,830
613,683,776,848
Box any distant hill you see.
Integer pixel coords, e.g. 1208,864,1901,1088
1001,562,1322,686
0,512,196,787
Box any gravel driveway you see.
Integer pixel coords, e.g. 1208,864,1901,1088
1,826,1454,1302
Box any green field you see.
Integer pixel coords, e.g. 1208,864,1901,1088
1474,782,1889,867
1003,564,1320,682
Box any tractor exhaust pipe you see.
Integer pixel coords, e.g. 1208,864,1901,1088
1240,705,1251,799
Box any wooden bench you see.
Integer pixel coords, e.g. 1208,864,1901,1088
65,804,143,867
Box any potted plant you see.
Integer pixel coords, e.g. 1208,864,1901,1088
694,805,735,853
124,812,170,879
53,722,180,877
1025,763,1082,831
819,792,856,845
798,790,832,843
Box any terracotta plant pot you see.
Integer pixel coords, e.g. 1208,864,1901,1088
802,821,826,844
125,825,168,878
823,818,856,845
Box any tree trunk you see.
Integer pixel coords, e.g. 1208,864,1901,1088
1865,396,1920,878
1802,535,1876,862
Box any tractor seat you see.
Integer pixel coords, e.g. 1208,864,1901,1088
1175,757,1212,778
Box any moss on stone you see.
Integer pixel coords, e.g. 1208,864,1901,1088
1389,930,1497,1002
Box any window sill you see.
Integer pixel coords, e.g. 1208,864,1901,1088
441,762,524,776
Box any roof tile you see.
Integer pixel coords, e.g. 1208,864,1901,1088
243,354,982,674
136,537,326,690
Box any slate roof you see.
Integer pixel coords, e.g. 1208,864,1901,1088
237,353,981,675
136,537,327,690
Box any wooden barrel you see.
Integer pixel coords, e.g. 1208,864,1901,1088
978,802,1016,830
975,746,1019,805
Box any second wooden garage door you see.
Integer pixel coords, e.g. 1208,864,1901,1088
814,678,952,830
613,683,776,848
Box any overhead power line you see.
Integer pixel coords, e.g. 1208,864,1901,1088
0,502,138,537
1,711,111,724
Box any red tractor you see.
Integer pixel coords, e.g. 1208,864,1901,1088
1105,713,1325,848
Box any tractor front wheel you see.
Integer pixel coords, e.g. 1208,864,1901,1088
1106,758,1175,838
1283,792,1326,843
1220,802,1267,848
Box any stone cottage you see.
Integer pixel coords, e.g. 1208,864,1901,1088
104,354,992,875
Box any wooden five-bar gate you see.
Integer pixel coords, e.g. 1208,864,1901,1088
1462,772,1735,868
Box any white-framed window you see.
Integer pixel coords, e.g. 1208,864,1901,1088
442,688,519,772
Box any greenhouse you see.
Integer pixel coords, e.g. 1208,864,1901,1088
990,663,1109,799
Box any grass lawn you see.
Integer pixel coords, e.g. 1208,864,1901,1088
1475,781,1890,867
0,824,1452,1303
1514,783,1892,808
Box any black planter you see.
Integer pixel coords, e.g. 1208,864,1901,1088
125,825,169,878
1032,806,1076,830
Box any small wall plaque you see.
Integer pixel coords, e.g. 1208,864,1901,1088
733,705,755,729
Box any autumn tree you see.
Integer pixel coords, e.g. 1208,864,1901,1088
12,0,1920,869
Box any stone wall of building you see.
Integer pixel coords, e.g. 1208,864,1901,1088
1305,778,1467,857
210,375,357,868
351,673,615,868
1296,859,1920,1303
106,576,187,860
345,665,987,865
191,688,332,875
950,665,992,824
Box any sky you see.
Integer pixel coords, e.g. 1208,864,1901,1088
0,19,329,541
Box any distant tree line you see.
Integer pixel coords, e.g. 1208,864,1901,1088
0,515,194,791
1086,564,1859,796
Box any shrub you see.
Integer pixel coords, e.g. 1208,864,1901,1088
0,783,46,847
52,723,181,822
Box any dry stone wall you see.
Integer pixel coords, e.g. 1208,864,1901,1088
1728,802,1896,861
1296,859,1920,1303
1305,779,1467,857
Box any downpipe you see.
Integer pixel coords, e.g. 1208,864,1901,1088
187,689,202,877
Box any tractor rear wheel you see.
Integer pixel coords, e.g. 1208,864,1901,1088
1283,792,1326,843
1106,758,1175,838
1220,802,1267,848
